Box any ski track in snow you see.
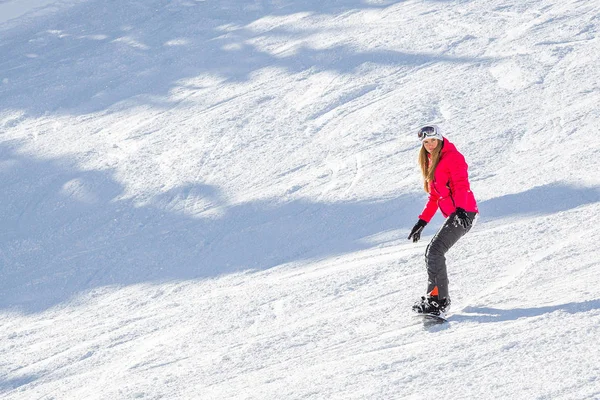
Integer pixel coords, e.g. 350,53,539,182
1,0,600,399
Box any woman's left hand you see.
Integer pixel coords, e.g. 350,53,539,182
454,207,473,228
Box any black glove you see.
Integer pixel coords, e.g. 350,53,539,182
454,207,473,229
408,219,427,243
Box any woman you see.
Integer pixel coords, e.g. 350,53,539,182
408,124,478,316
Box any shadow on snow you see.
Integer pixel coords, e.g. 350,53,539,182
0,0,492,117
0,374,38,394
0,142,424,313
478,183,600,220
453,300,600,323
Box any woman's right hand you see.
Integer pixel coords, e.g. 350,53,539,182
408,219,428,243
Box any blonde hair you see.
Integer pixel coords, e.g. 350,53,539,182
419,139,443,193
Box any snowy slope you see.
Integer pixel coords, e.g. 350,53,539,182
1,0,600,398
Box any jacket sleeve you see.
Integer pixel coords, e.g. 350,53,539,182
447,151,471,210
418,185,439,223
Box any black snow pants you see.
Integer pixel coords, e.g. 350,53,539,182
425,211,477,300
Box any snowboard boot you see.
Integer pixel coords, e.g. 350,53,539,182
412,295,451,316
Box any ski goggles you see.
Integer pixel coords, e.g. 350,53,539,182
417,125,438,140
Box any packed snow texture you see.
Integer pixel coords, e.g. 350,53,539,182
1,0,599,399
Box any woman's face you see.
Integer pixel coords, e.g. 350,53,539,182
422,138,439,153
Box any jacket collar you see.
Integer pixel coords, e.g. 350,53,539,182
441,137,457,155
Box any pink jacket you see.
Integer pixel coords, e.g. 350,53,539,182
418,138,478,223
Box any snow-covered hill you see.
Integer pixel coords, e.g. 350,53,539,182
1,0,599,398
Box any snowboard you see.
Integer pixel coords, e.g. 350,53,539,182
414,312,447,324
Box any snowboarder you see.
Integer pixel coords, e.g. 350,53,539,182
408,125,479,317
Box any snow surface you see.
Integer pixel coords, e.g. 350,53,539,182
1,0,600,398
